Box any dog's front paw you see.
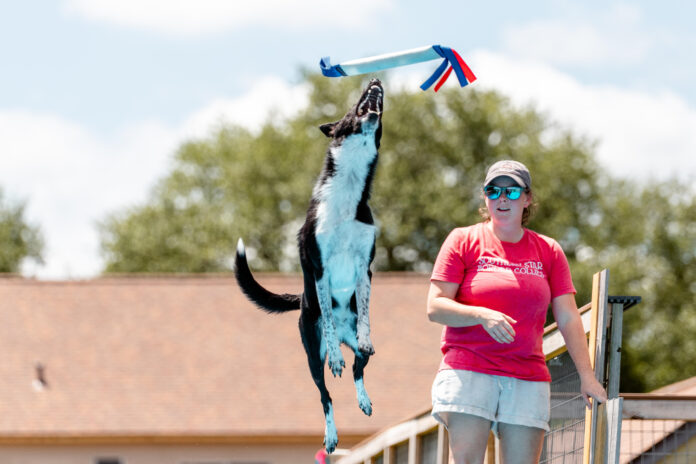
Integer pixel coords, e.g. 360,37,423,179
358,336,375,356
328,354,345,377
358,393,372,416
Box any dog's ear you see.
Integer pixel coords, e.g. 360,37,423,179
319,122,337,138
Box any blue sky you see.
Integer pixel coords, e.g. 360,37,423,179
1,0,695,279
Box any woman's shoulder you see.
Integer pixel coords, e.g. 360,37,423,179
448,222,487,240
440,223,486,264
525,228,564,253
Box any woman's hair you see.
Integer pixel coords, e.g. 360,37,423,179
478,188,537,226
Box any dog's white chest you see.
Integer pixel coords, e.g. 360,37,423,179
317,220,375,291
314,136,375,223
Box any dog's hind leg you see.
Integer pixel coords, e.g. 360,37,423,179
315,275,344,377
322,402,338,454
353,351,372,416
300,311,339,453
355,268,374,356
344,300,372,418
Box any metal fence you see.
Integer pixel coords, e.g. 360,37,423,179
619,394,696,464
620,419,696,463
542,350,587,463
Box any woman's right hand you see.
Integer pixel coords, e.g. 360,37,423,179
480,309,517,344
428,282,518,340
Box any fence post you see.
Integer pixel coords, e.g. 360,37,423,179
593,398,623,464
606,302,624,400
584,269,610,464
606,397,623,464
436,424,449,464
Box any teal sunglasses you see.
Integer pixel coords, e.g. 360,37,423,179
483,185,525,200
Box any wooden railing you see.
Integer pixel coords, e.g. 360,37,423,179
333,409,448,464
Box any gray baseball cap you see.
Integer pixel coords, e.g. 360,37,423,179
484,160,531,189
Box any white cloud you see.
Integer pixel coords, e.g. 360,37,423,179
180,76,310,139
0,110,178,279
62,0,394,36
501,3,654,67
0,76,309,280
468,50,696,180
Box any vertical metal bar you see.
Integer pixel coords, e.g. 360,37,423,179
606,398,623,464
607,303,624,399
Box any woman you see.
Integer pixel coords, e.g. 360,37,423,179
427,160,607,464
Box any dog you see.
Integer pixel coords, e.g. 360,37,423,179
235,79,383,453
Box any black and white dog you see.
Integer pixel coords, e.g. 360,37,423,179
235,79,383,453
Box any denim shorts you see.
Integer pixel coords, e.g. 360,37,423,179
431,368,550,433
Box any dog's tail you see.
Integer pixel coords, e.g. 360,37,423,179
234,238,302,313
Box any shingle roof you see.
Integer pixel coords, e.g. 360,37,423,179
0,274,442,443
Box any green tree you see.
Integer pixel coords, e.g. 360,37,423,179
0,189,43,272
100,74,604,276
590,180,696,392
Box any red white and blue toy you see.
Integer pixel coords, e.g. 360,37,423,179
320,45,476,92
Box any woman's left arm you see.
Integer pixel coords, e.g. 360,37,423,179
552,293,609,409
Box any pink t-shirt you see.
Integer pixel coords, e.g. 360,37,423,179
430,222,576,381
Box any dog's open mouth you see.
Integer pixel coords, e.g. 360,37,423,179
357,81,383,118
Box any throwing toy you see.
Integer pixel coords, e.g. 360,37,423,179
320,45,476,92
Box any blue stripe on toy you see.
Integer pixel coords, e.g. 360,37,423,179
320,57,346,77
419,57,449,91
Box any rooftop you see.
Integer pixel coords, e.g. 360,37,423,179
0,274,442,444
